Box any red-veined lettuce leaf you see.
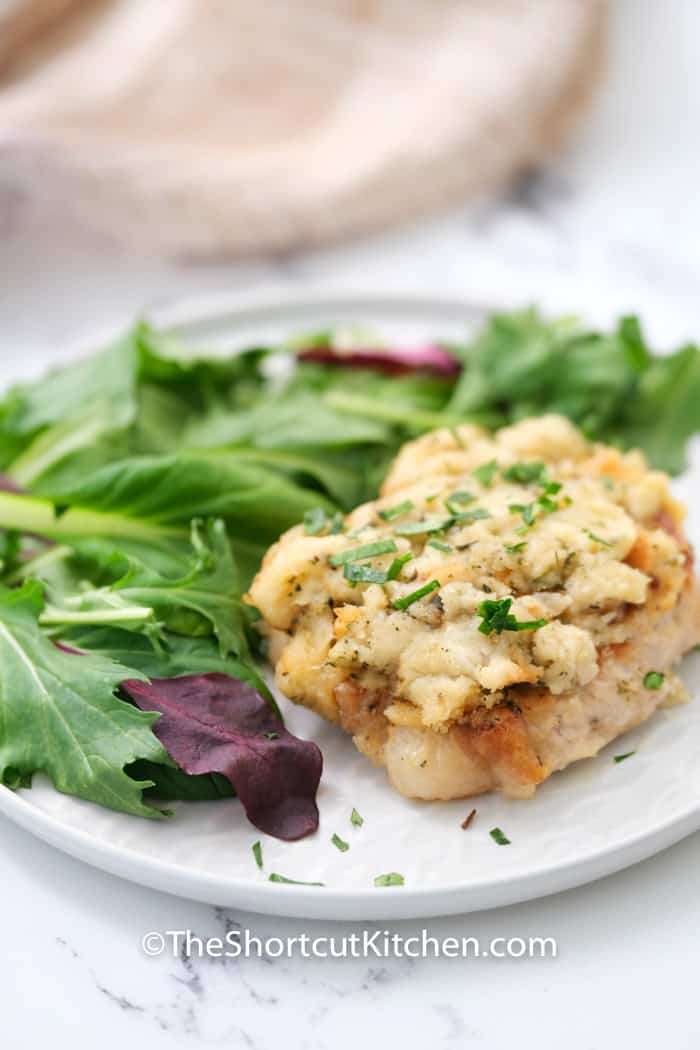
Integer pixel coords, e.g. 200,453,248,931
121,672,322,840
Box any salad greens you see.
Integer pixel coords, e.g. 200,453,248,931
0,308,696,835
0,580,167,816
121,673,322,840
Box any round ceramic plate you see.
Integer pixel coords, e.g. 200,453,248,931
0,293,698,921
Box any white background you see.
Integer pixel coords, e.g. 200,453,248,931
1,2,700,1046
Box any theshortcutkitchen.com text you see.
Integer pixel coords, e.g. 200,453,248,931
142,928,557,961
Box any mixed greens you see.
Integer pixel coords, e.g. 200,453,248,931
0,308,697,837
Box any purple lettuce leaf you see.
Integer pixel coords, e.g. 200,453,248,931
297,344,460,377
121,672,322,841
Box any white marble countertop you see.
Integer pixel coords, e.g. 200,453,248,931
2,2,700,1046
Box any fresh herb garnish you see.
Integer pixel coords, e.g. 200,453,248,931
386,552,414,580
510,502,536,527
502,461,547,484
392,580,440,611
373,872,405,887
453,507,491,525
268,873,325,886
444,491,475,515
644,671,665,689
252,840,263,869
504,542,527,554
510,488,559,531
537,491,560,514
584,529,613,547
329,512,345,534
332,832,350,852
613,751,636,763
489,827,511,845
344,562,390,584
329,539,398,566
477,597,547,635
472,460,498,486
350,807,364,827
345,551,413,584
394,516,453,536
304,507,328,535
378,500,414,521
428,539,453,553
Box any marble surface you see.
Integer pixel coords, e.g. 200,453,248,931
2,1,700,1046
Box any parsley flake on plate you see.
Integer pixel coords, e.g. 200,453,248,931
374,872,405,887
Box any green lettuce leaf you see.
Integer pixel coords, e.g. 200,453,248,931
40,520,249,657
0,580,168,816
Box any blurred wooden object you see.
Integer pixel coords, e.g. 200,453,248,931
0,0,607,257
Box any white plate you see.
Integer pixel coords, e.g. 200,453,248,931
1,292,698,920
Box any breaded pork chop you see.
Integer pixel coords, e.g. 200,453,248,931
248,416,700,801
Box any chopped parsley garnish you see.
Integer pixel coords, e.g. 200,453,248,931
252,840,263,870
392,580,440,611
445,490,475,515
387,552,414,579
584,529,613,547
453,507,491,525
373,872,405,887
329,512,345,534
510,502,536,527
472,460,498,486
350,807,364,827
332,832,350,852
344,562,390,584
394,516,453,536
344,551,413,585
329,539,397,565
644,671,665,689
378,500,414,522
614,751,636,763
489,827,511,845
504,542,527,554
268,873,325,886
502,461,547,484
477,597,547,635
537,491,559,514
510,487,560,531
428,539,453,553
304,507,328,535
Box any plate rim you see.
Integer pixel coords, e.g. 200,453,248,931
2,288,698,920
